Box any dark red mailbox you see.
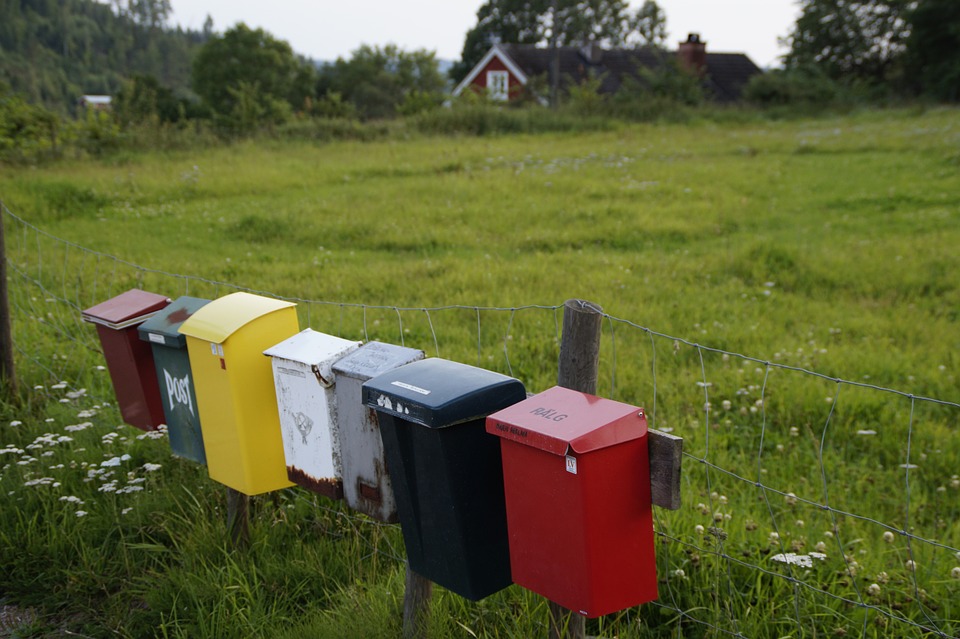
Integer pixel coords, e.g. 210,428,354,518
486,385,657,618
82,289,170,431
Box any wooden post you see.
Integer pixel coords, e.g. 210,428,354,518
226,488,250,549
549,298,604,639
402,564,432,639
0,206,17,403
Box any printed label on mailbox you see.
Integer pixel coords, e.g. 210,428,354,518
164,369,194,417
565,455,578,474
148,333,165,345
390,381,430,395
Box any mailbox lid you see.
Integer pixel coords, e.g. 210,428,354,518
332,341,424,382
82,289,170,329
178,292,296,344
486,385,646,455
138,296,211,349
362,358,525,429
263,329,361,387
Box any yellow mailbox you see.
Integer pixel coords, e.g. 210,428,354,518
178,292,299,495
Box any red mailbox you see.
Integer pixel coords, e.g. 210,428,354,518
82,289,170,430
486,385,657,618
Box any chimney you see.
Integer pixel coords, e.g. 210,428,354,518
579,41,603,65
677,33,707,76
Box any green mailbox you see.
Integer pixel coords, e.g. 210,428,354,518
138,296,210,464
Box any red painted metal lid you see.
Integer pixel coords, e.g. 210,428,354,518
82,289,171,330
486,385,646,455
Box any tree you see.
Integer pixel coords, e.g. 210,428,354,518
783,0,915,85
629,0,667,48
191,23,315,125
905,0,960,100
449,0,631,83
318,45,445,120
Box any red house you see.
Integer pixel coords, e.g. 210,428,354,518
452,34,762,103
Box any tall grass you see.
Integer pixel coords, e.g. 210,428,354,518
0,107,958,637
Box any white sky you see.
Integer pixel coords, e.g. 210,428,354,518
168,1,800,69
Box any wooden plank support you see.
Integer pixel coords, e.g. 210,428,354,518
648,428,683,510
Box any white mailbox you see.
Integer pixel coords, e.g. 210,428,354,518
332,341,424,522
264,329,361,499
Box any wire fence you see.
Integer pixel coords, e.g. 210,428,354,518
3,201,959,638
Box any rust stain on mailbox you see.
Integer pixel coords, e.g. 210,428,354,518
288,465,344,500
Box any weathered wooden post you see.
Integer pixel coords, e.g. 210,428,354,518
550,298,603,639
0,205,18,403
403,565,432,639
226,488,250,549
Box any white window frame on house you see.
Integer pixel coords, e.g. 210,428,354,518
487,70,509,101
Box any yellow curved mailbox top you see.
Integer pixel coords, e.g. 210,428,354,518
178,292,296,343
179,292,299,496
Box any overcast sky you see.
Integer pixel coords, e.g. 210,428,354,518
167,1,800,69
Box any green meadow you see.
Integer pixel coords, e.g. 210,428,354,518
0,107,958,637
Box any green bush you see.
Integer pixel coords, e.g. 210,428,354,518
0,84,62,164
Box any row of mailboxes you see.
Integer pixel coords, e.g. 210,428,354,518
82,289,658,618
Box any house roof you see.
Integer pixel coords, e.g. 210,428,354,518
460,44,762,102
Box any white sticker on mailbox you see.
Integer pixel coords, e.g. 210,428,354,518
565,455,578,475
390,381,431,395
210,342,218,356
148,333,165,345
217,344,224,356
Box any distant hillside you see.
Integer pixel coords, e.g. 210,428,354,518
0,0,208,114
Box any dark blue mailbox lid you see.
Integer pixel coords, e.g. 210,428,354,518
362,358,526,429
138,296,211,349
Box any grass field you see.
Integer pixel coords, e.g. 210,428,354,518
0,107,959,638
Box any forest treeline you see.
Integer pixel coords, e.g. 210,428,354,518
0,0,205,113
2,0,960,165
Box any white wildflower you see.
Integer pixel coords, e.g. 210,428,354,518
694,525,705,535
772,553,825,568
905,560,917,572
121,507,133,515
951,567,960,580
883,531,895,543
142,463,162,473
789,427,799,437
769,531,780,544
721,400,732,411
815,541,827,553
867,583,881,597
671,569,686,579
856,430,877,436
9,420,22,427
877,571,889,584
785,492,798,506
75,510,88,517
